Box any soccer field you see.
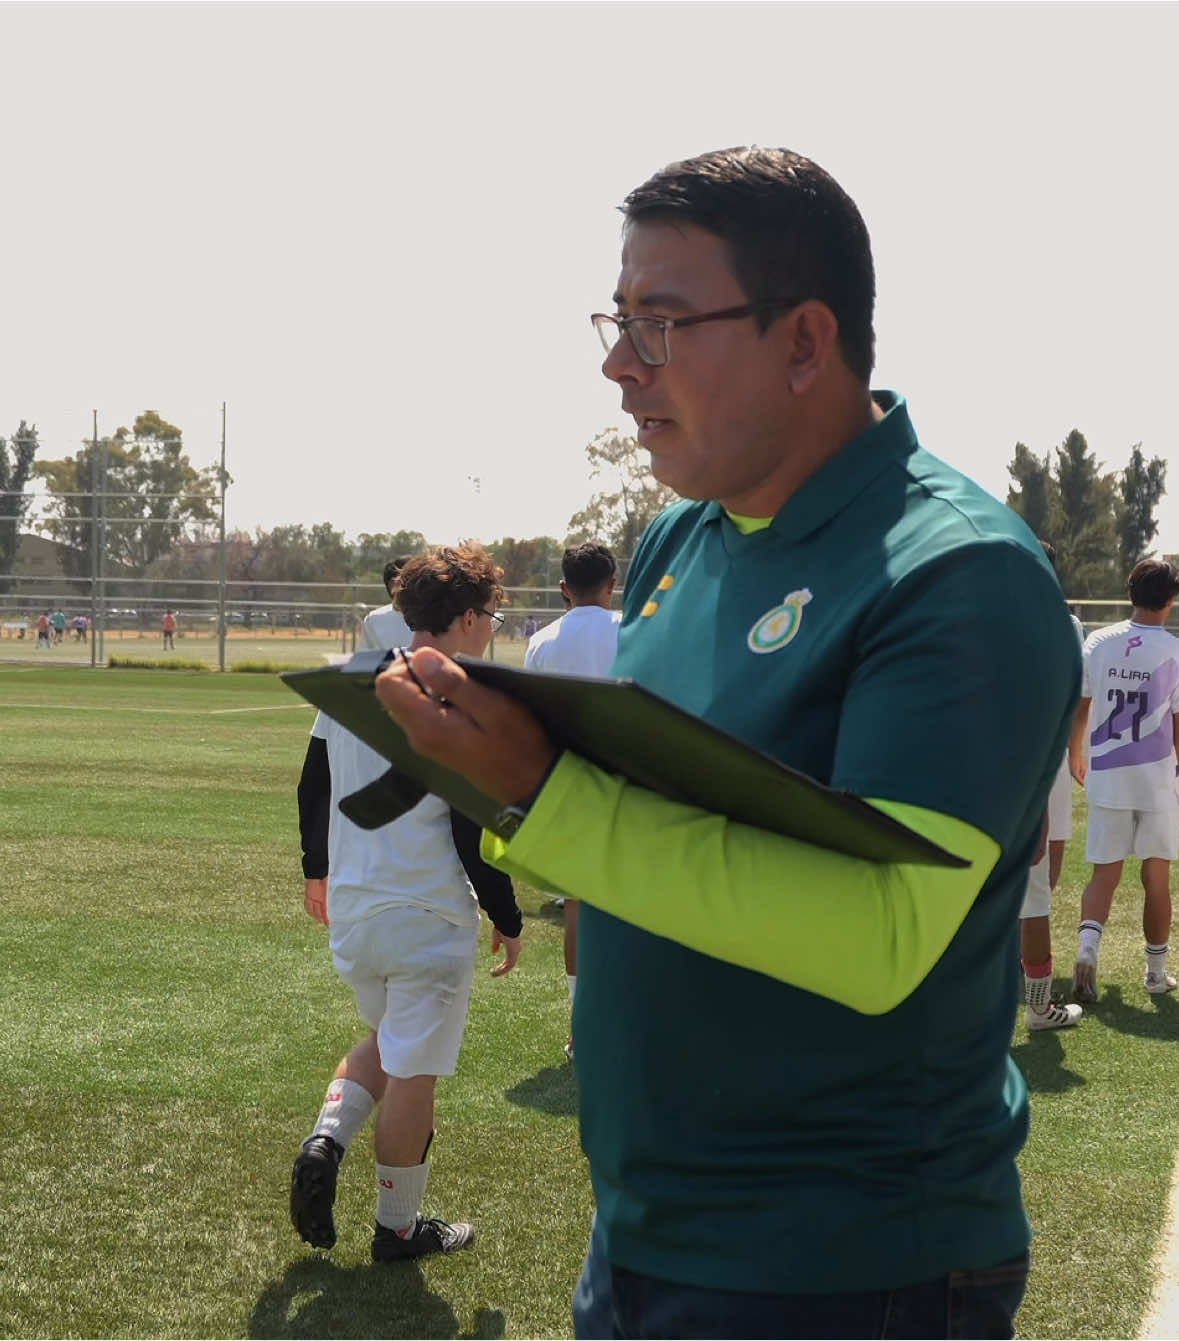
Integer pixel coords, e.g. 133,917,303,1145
1,666,587,1339
2,665,1177,1339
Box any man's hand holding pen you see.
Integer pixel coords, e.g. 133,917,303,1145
377,646,558,807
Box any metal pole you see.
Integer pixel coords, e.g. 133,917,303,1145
89,412,98,668
97,433,108,665
217,402,227,671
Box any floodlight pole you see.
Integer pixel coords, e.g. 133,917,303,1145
89,412,98,669
217,402,227,672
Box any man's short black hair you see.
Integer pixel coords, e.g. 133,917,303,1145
621,147,876,382
562,542,616,597
1128,559,1179,611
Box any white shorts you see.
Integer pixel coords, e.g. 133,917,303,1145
1085,804,1179,865
1020,850,1051,919
331,904,479,1078
1047,753,1074,842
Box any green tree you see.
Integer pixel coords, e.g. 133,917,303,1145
35,411,219,576
352,530,428,582
566,429,677,564
1053,429,1120,597
0,421,38,590
1116,445,1167,572
1005,442,1058,540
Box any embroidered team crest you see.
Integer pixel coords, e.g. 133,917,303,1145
747,589,813,654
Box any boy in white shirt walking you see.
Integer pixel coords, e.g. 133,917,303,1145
1071,559,1179,1002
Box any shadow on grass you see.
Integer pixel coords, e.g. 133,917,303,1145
1010,1026,1087,1094
1083,983,1179,1038
530,899,566,925
504,1062,578,1116
248,1254,506,1339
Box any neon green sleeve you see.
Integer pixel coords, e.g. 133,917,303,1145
481,752,999,1015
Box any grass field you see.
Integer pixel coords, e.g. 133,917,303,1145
0,629,532,671
2,665,1179,1339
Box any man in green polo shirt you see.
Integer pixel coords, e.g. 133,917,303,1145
374,147,1079,1339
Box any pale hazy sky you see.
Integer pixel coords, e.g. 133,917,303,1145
4,1,1178,553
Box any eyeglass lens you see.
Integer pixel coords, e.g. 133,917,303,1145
595,316,665,367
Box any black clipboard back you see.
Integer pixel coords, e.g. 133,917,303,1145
282,650,968,867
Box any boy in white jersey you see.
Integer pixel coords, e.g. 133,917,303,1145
1070,559,1179,1002
360,555,413,650
524,542,621,1058
292,545,523,1262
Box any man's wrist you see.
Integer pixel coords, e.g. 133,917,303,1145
493,751,562,838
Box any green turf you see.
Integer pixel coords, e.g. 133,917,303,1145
0,666,587,1340
2,665,1177,1338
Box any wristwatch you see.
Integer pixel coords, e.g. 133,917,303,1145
491,753,561,839
492,801,531,839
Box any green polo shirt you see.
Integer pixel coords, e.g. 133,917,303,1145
498,394,1080,1294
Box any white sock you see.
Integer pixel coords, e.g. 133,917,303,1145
1147,943,1170,979
309,1077,376,1152
376,1161,430,1235
567,974,577,1003
1078,921,1103,963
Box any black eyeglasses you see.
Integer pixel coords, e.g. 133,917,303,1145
590,299,800,368
479,608,505,631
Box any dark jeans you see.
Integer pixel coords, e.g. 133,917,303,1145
573,1214,1028,1339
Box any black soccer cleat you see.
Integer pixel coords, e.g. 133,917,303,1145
371,1214,475,1262
290,1135,344,1249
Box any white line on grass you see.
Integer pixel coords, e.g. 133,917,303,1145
1139,1147,1179,1338
208,704,315,715
0,702,312,716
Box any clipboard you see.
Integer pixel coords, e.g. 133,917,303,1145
281,649,968,867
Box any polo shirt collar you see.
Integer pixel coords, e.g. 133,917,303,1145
703,391,918,544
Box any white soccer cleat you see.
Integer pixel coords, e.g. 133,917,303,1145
1145,972,1177,995
1026,999,1083,1031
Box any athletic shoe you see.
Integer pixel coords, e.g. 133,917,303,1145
1145,972,1178,995
1026,999,1083,1031
372,1214,475,1262
290,1135,344,1249
1072,957,1098,1003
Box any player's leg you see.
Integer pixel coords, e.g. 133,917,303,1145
1074,804,1131,1001
290,1030,382,1249
1137,803,1177,993
1048,839,1067,891
369,907,478,1262
565,898,579,1060
290,922,387,1250
1020,853,1080,1030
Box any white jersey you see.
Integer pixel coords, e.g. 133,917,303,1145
524,604,621,678
1081,620,1179,811
361,602,412,651
310,713,477,928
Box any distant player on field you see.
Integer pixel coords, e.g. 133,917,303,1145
525,542,621,1059
361,556,414,651
292,544,523,1262
1071,558,1179,1002
161,609,176,650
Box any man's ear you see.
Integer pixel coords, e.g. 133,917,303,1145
778,300,840,395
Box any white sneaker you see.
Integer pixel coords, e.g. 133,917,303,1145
1027,999,1083,1031
1145,972,1177,995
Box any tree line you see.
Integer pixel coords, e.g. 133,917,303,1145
1006,431,1168,595
3,410,1168,601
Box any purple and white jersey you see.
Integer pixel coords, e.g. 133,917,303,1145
1082,620,1179,811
